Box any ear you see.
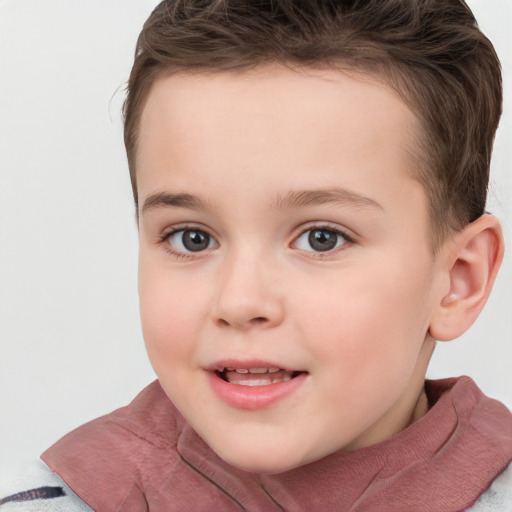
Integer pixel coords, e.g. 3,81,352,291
429,214,504,342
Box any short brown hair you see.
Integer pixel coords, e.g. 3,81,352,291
123,0,502,249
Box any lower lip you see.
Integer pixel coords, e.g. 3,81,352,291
207,371,307,410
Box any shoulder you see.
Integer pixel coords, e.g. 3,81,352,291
465,462,512,512
38,381,186,511
0,459,92,512
43,380,182,465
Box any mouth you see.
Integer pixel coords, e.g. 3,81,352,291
215,367,302,386
207,364,308,410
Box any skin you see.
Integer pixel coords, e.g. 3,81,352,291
135,65,461,473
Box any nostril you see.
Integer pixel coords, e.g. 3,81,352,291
215,316,269,328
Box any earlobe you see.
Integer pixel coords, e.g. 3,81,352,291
429,214,504,342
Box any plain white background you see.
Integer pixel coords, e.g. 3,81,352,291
0,0,511,473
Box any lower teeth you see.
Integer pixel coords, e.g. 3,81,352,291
234,376,291,386
221,372,296,386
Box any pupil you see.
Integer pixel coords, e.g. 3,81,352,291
183,230,209,252
308,229,337,252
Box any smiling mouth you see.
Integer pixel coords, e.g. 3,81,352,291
215,367,302,386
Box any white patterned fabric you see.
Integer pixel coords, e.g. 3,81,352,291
0,460,92,512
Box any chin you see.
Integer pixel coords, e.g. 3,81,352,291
213,442,316,474
223,455,300,474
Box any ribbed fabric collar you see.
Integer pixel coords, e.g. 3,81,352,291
42,377,512,512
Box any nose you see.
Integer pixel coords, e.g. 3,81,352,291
211,251,285,330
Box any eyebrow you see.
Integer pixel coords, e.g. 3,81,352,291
141,192,210,214
140,187,383,215
271,187,384,212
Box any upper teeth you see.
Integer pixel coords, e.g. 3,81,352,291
216,367,281,374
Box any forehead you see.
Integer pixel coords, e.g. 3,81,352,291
136,65,422,214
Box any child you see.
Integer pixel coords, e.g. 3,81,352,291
2,0,511,510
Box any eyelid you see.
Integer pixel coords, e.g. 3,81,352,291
159,221,219,240
293,221,356,241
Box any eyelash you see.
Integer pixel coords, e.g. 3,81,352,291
157,223,354,260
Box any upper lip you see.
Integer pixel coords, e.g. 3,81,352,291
206,359,301,372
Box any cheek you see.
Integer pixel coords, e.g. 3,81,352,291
138,261,203,370
292,254,433,371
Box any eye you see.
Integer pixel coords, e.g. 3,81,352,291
166,228,218,254
294,227,350,253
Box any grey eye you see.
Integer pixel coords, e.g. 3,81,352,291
295,228,348,252
169,229,215,253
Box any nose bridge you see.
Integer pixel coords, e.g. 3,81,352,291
212,242,283,329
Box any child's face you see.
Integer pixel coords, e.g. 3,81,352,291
136,65,442,473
